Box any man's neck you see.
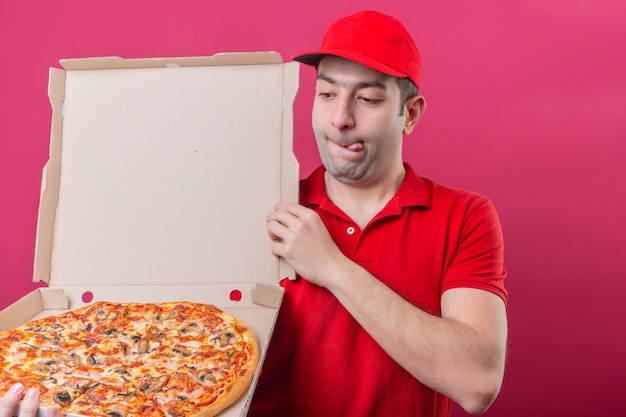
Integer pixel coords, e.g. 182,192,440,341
324,165,406,229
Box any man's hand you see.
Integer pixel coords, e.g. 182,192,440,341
266,202,347,286
0,384,59,417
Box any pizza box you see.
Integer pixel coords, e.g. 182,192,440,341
0,52,300,417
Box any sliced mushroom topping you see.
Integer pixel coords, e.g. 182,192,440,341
136,339,150,354
53,390,73,407
86,353,98,366
213,331,234,348
52,352,80,367
141,375,169,397
116,391,136,402
114,367,130,376
85,383,101,393
198,370,217,384
42,335,65,345
95,308,111,321
75,384,90,395
24,324,46,332
170,345,192,357
154,312,178,322
178,322,205,336
102,328,118,336
37,377,58,384
32,361,55,373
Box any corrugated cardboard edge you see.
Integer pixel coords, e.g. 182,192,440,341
242,283,285,415
0,288,68,332
279,61,300,281
33,68,65,284
251,283,285,309
59,51,283,71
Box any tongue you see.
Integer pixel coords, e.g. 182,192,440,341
345,142,363,152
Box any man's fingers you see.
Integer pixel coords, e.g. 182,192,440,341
0,385,58,417
266,204,299,235
267,221,287,252
274,202,309,217
17,388,39,417
268,202,314,230
267,227,283,243
0,383,23,417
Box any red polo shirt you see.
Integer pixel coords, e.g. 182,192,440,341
249,163,507,417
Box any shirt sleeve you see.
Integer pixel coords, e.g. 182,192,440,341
440,194,508,305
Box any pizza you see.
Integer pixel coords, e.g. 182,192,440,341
0,301,259,417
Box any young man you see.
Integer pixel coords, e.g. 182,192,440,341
1,10,506,417
249,10,508,417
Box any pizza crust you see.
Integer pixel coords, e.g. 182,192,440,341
193,310,260,417
194,362,257,417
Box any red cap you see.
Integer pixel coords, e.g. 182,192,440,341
293,10,422,88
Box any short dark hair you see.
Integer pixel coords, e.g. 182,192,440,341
396,77,419,116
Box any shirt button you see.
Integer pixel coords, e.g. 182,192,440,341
346,226,356,235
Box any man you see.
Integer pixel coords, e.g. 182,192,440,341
249,10,508,417
1,10,506,417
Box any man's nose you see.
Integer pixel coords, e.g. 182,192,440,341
331,98,355,131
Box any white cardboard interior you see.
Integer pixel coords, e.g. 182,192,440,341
1,52,300,417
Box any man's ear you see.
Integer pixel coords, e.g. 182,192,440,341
403,95,427,135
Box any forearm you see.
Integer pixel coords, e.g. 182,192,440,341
325,259,507,414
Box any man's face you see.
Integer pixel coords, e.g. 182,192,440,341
312,56,407,186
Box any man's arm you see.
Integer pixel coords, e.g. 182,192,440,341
330,267,507,415
267,202,508,415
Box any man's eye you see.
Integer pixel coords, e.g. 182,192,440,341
360,97,381,104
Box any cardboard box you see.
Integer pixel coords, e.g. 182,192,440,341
0,52,300,417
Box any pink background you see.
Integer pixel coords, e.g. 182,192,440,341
1,1,625,415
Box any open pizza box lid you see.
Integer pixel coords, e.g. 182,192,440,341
0,52,300,416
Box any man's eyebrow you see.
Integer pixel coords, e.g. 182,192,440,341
317,73,387,90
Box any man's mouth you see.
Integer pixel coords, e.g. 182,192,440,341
343,142,364,152
325,134,365,154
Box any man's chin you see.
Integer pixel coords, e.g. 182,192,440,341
324,163,369,185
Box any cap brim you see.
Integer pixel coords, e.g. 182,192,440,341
292,50,408,80
292,52,325,67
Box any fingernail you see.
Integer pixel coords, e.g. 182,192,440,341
9,383,23,393
25,388,39,398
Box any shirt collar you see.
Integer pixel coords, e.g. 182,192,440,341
299,163,432,209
